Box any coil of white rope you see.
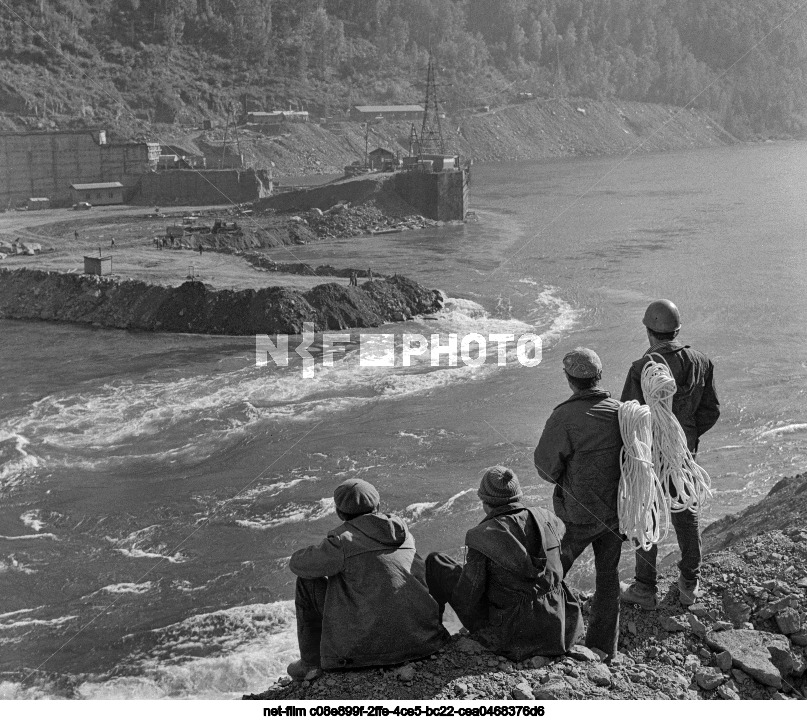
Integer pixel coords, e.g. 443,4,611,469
618,400,669,550
640,354,712,513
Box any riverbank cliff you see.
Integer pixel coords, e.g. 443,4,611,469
246,473,807,701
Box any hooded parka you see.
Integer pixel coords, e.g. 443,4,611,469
450,503,583,660
289,512,448,669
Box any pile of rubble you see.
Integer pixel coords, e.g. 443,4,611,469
287,202,438,240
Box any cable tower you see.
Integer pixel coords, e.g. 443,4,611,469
419,56,445,155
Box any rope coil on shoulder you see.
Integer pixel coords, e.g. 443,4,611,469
618,400,669,550
640,354,712,513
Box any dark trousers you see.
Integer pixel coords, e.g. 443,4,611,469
561,523,622,658
294,576,327,666
635,507,701,592
424,552,464,622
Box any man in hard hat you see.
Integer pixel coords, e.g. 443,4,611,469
425,466,583,660
287,479,448,681
533,348,624,660
620,299,720,609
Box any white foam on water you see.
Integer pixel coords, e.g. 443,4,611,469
114,548,186,563
528,286,583,346
0,293,577,484
0,432,41,490
404,501,440,521
756,423,807,439
236,497,335,530
69,601,300,699
0,607,42,619
232,476,317,502
0,533,58,541
100,582,154,595
20,510,44,531
0,614,77,631
105,525,187,564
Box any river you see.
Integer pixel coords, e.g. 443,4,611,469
1,141,806,698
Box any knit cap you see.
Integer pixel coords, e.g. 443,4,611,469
563,347,602,379
477,466,523,506
333,478,380,515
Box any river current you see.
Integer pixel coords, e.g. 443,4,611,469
1,141,806,698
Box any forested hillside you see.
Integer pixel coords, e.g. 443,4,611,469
1,0,806,139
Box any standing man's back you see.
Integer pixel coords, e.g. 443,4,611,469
620,300,720,609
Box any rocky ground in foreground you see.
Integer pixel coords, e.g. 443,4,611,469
246,474,807,701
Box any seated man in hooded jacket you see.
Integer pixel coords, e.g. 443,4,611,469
425,466,583,661
287,478,449,681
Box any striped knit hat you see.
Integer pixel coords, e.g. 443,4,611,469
477,466,523,507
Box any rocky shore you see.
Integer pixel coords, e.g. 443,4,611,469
245,473,807,701
0,267,443,335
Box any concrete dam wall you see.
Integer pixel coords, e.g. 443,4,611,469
132,169,272,206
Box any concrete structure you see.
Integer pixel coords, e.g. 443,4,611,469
70,182,124,205
83,256,113,276
350,105,424,121
133,169,272,206
0,130,159,208
392,168,469,222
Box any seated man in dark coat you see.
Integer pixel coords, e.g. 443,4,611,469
425,466,583,661
287,479,448,681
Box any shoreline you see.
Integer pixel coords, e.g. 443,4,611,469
246,473,807,701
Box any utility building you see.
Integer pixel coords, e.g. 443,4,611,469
70,182,124,206
350,105,424,121
368,147,396,171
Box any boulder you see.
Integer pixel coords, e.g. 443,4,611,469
717,684,740,700
567,645,600,662
775,608,802,635
716,650,733,672
722,591,751,626
455,636,484,655
587,663,612,688
532,681,570,700
791,632,807,647
706,629,792,688
687,613,708,638
397,664,415,682
512,682,535,700
661,616,688,632
695,668,725,691
525,655,553,669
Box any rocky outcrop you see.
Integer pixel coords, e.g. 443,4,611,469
0,268,442,335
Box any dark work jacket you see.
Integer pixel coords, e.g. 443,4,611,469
289,513,448,669
534,388,623,528
621,340,720,452
451,503,583,661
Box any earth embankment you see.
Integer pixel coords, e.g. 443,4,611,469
0,268,442,335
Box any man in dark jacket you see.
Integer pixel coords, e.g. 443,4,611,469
620,299,720,609
534,348,624,659
425,466,583,661
287,479,448,681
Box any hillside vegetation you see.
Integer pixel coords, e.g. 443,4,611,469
1,1,806,141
